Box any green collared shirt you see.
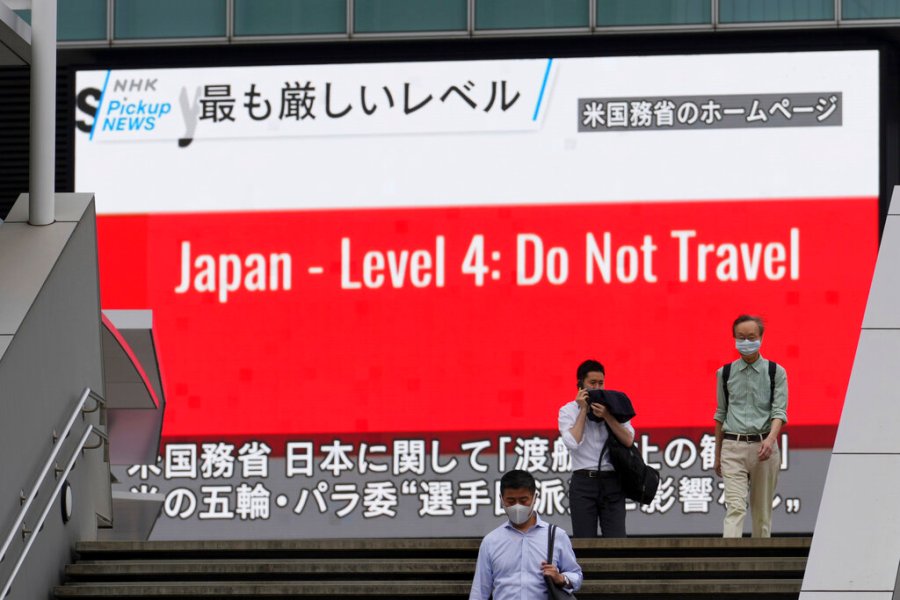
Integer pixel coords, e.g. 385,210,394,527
714,355,788,434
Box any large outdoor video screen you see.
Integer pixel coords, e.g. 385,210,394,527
75,50,879,537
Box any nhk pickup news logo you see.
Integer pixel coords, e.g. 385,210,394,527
76,74,183,142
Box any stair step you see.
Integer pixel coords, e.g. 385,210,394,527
53,578,802,597
55,580,469,597
56,538,810,599
65,556,805,579
72,536,812,559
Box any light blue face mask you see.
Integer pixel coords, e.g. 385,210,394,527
735,338,761,356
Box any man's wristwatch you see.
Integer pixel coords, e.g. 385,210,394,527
562,575,571,588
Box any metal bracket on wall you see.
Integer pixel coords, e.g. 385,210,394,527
81,390,105,415
82,427,108,451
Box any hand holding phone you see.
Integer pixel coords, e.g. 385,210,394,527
575,386,589,410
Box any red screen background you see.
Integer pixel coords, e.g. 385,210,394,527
97,197,878,450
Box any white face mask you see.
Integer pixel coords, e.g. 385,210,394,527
735,338,761,356
504,498,536,525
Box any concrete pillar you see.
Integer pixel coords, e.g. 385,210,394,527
28,0,56,226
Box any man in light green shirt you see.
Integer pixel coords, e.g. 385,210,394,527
713,314,788,538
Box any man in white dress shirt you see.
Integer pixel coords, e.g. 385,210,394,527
558,359,635,537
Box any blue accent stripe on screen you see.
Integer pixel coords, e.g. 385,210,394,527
89,70,111,141
532,58,553,122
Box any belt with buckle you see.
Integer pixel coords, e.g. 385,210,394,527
723,432,769,443
573,469,617,478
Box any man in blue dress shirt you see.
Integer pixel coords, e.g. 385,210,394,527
469,469,583,599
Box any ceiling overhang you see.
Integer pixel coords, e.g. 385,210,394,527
0,2,29,66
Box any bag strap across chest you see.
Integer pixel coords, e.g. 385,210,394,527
546,524,556,563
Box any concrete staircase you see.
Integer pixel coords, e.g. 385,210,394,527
54,536,809,599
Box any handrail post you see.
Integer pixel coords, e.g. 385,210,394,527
0,388,99,568
1,426,96,599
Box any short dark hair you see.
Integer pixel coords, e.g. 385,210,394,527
732,314,765,337
576,359,605,387
500,469,536,495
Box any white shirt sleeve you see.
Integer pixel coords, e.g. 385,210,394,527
558,402,582,452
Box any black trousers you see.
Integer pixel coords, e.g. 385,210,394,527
569,470,627,538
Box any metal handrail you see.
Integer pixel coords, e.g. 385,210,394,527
1,425,96,599
0,387,104,565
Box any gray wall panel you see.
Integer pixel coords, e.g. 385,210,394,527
0,194,109,600
802,454,900,592
862,215,900,329
803,186,900,599
834,330,900,453
0,222,74,334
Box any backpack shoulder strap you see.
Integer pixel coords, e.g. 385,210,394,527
721,362,732,410
598,422,614,470
768,360,778,407
546,524,556,562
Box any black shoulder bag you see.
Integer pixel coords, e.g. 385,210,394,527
601,424,660,506
545,524,577,600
